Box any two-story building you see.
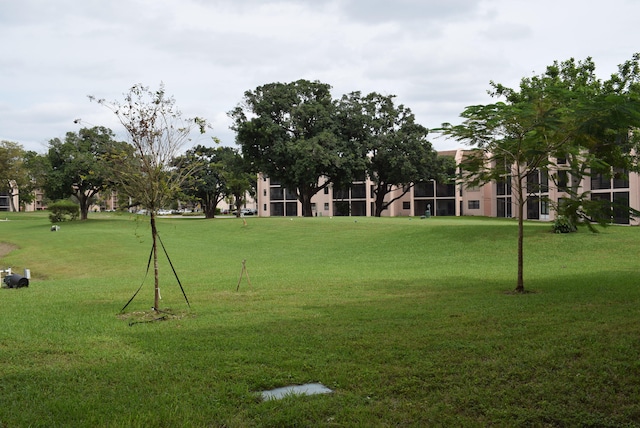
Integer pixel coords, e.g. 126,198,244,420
254,149,640,225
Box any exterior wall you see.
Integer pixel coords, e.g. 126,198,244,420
256,149,640,225
0,192,18,212
16,150,640,224
23,188,46,212
0,181,20,212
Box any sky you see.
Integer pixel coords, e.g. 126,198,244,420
2,0,639,154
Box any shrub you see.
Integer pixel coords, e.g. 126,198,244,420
552,215,577,233
48,200,80,223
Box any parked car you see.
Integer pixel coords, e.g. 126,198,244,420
231,208,257,216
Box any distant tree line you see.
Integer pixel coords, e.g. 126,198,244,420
4,81,451,219
3,53,639,230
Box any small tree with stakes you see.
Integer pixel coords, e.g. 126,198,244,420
91,83,210,312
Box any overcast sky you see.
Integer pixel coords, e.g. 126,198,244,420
2,0,639,153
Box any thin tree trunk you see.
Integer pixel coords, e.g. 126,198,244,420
515,172,525,293
150,212,160,310
516,202,525,292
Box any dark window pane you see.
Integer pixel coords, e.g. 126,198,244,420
285,188,297,200
591,173,611,190
414,181,434,197
270,187,284,200
333,201,350,216
351,201,367,216
333,187,349,200
613,191,630,224
527,197,540,220
270,202,284,216
285,202,298,216
351,183,366,199
557,170,568,192
436,183,455,197
436,199,455,216
613,168,629,189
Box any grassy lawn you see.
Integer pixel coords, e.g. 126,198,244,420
1,212,639,427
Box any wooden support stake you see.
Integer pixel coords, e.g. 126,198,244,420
236,259,252,291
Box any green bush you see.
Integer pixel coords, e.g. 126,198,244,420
552,215,577,233
48,200,80,223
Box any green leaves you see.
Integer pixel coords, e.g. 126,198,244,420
231,80,364,216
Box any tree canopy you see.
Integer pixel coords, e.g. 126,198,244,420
0,141,30,212
93,83,211,311
44,127,125,220
442,54,640,292
175,145,246,219
338,92,440,216
230,79,366,217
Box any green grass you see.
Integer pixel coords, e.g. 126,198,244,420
1,212,639,427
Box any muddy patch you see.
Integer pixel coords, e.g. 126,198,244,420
0,242,18,258
117,308,193,326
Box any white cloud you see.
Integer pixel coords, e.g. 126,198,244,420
1,0,639,152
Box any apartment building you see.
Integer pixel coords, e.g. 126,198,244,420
255,149,640,225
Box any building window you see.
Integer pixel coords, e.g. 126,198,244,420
468,200,480,210
436,182,455,197
402,201,410,210
414,181,434,197
591,173,611,190
557,170,569,192
324,187,329,195
270,187,284,200
497,197,512,218
614,191,630,224
541,199,549,216
527,169,548,193
496,177,512,196
351,184,366,199
324,203,329,211
527,196,540,220
613,168,629,189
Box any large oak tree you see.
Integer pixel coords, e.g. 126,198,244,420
230,79,366,217
44,127,124,220
337,92,440,216
175,145,232,219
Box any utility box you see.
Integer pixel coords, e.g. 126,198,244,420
3,274,29,288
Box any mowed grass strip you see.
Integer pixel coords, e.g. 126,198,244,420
0,212,639,426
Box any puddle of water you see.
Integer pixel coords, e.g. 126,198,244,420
261,383,333,401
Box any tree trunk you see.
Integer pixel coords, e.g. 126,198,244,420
300,191,313,217
374,186,387,217
80,208,89,220
79,195,89,220
150,212,160,310
516,202,525,292
8,191,17,212
203,197,216,218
